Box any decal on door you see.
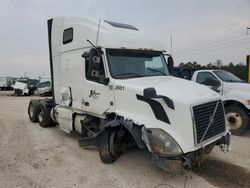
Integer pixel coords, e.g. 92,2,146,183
109,85,125,91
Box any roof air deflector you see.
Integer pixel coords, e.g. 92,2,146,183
104,20,139,31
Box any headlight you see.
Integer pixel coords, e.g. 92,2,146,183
146,128,183,156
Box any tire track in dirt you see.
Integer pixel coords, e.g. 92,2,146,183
194,159,250,188
2,91,250,188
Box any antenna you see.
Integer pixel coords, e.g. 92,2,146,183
170,35,173,55
86,39,101,55
87,39,96,48
96,19,101,46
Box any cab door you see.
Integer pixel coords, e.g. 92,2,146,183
84,52,113,115
90,82,112,115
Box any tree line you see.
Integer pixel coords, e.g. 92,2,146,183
178,60,247,81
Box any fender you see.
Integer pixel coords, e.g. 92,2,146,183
104,116,146,149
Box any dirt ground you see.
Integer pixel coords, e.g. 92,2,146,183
0,91,250,188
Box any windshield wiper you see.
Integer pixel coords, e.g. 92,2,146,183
114,72,143,78
146,68,166,76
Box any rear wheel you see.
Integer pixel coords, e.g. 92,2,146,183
38,103,52,127
225,105,249,136
28,100,39,122
98,129,121,164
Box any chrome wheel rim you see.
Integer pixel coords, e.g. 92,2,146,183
29,104,34,118
38,110,44,122
226,112,243,130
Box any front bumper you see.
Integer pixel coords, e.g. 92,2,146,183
14,89,23,96
151,132,231,169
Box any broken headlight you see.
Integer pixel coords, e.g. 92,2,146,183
147,128,183,156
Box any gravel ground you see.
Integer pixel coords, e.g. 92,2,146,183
0,91,250,188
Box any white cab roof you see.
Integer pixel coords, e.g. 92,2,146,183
55,17,166,53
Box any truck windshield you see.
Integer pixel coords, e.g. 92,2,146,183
213,70,244,83
38,81,51,88
106,49,169,79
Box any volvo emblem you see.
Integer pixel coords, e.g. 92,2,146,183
209,115,214,124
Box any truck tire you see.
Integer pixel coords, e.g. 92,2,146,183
38,102,52,127
27,90,32,96
98,129,121,164
225,105,249,136
28,100,39,122
28,88,35,96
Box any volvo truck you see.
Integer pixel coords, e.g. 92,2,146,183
28,17,230,168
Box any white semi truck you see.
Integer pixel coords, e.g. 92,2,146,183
28,17,230,168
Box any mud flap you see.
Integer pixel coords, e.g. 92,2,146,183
79,136,98,148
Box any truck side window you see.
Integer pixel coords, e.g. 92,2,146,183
85,57,106,83
63,28,73,44
196,72,220,86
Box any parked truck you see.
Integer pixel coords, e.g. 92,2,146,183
36,80,52,96
0,77,14,90
13,78,38,96
28,17,230,169
190,70,250,135
36,76,52,96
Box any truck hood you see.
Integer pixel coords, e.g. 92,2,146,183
223,82,250,107
224,82,250,91
117,76,220,104
13,82,27,90
112,76,224,153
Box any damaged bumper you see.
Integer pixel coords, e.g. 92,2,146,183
149,132,231,169
182,132,230,168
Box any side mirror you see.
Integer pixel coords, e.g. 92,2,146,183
212,79,221,87
103,77,110,85
91,56,101,77
81,51,90,59
93,56,101,64
167,56,174,73
204,78,221,87
82,48,104,79
211,80,221,92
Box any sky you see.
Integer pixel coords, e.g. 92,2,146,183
0,0,249,78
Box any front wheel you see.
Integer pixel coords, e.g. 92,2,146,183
98,129,121,164
225,105,249,136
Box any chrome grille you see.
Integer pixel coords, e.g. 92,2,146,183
14,89,22,96
193,100,225,144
